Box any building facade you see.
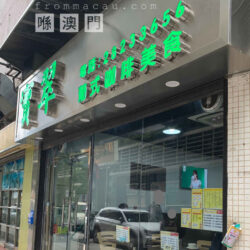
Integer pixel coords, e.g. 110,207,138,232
0,0,250,249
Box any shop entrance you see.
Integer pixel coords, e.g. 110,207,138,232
42,140,90,250
51,152,89,250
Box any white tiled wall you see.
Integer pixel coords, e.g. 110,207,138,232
228,72,250,249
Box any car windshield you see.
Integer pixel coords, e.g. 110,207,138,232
124,212,152,222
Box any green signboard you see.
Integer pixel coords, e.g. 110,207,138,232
78,0,192,103
20,0,193,130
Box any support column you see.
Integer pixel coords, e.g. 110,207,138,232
227,72,250,249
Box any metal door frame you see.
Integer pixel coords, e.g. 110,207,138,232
40,142,92,250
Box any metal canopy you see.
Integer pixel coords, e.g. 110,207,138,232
14,0,250,145
0,0,113,78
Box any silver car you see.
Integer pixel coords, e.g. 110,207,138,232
93,207,161,249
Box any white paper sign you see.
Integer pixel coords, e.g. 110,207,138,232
203,209,223,232
160,231,179,250
116,225,130,243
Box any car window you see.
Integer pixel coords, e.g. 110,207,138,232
109,210,123,221
124,212,150,222
99,210,110,218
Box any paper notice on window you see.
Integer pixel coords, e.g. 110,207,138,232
192,189,203,208
204,188,223,209
116,225,130,243
203,209,223,232
191,209,203,229
181,208,192,228
160,231,179,250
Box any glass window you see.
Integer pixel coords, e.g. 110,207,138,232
41,137,90,250
11,191,19,206
89,96,224,250
0,158,24,247
7,227,15,245
9,209,17,226
124,211,150,222
89,120,143,249
0,225,6,242
2,192,9,206
99,210,110,218
1,209,8,223
109,210,123,221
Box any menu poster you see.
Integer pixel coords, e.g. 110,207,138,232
204,188,223,209
181,208,192,228
192,189,203,208
160,231,179,250
191,209,203,229
116,225,130,243
203,209,223,232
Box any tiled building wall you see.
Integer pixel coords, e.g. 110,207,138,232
228,72,250,249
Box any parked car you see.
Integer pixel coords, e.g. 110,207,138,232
92,207,161,248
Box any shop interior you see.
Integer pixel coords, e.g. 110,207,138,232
89,94,224,250
44,94,224,250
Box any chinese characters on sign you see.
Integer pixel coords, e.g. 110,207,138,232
35,14,54,32
36,13,79,33
22,1,194,130
38,61,65,116
78,0,193,104
60,14,79,32
85,14,103,32
20,82,41,129
20,61,65,129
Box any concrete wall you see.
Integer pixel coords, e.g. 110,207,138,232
0,0,33,48
227,72,250,249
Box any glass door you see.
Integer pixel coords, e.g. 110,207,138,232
50,151,89,250
67,153,89,250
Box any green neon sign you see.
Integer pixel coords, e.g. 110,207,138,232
104,65,117,88
20,82,35,128
19,0,191,129
38,60,57,115
78,0,190,103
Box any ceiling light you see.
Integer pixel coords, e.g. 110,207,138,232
80,118,90,123
54,128,63,133
165,81,180,87
35,137,43,140
163,128,181,135
115,103,126,108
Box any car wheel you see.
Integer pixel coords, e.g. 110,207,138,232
93,227,100,243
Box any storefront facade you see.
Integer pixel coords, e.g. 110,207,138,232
37,88,225,250
0,122,39,250
13,0,250,249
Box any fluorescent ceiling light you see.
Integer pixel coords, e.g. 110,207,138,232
115,103,126,108
165,81,180,87
80,118,90,123
163,128,181,135
35,137,43,140
54,129,63,133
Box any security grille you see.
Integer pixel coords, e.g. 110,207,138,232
118,127,224,168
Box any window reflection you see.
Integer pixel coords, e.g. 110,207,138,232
0,158,24,247
42,137,90,250
89,99,224,250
